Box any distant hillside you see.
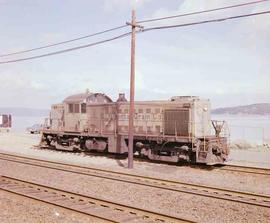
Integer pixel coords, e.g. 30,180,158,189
0,107,49,117
1,104,269,116
212,103,270,115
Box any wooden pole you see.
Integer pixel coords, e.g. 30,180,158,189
128,9,136,169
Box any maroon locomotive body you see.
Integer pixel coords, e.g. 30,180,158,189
41,91,229,165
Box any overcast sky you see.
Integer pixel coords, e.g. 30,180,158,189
0,0,269,109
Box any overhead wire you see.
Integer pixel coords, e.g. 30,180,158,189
0,24,128,57
142,10,270,32
1,0,268,58
137,0,270,24
1,8,270,64
0,32,131,64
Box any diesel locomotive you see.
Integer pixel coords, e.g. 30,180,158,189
41,91,229,165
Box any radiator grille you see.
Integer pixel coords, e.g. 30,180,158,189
164,109,189,136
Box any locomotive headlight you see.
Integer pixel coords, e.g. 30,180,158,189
202,107,208,112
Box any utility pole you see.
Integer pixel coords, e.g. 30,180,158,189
126,9,143,169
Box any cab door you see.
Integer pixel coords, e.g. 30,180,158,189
65,103,81,132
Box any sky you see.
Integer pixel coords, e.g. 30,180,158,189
0,0,269,109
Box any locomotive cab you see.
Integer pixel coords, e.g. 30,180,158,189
63,92,112,133
42,91,113,151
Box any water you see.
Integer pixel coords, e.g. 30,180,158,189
11,116,46,132
9,115,270,144
212,114,270,144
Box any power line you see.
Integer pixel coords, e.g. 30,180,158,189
1,10,270,64
1,0,267,58
0,32,131,64
137,0,269,24
143,10,270,32
1,0,267,59
0,25,128,57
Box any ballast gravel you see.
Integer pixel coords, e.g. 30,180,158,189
0,190,106,223
0,132,270,223
0,159,269,223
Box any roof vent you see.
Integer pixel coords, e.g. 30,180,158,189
117,93,128,102
170,96,199,101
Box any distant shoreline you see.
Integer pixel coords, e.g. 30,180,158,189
0,107,49,117
1,103,270,117
212,103,270,116
211,113,270,117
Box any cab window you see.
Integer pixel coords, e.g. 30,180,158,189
68,104,74,113
81,103,86,113
74,104,80,113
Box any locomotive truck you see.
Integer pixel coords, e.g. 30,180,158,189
41,91,229,165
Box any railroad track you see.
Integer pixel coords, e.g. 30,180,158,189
0,175,192,223
0,152,269,209
220,164,270,176
34,145,270,176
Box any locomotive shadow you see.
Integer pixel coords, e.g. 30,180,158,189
32,145,222,170
83,151,127,167
134,155,220,171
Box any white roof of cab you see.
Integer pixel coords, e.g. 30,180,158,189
63,92,112,104
63,93,91,103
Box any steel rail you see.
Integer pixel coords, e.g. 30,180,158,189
35,145,270,176
221,164,270,176
0,175,193,223
0,152,269,208
133,157,270,176
0,178,115,223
